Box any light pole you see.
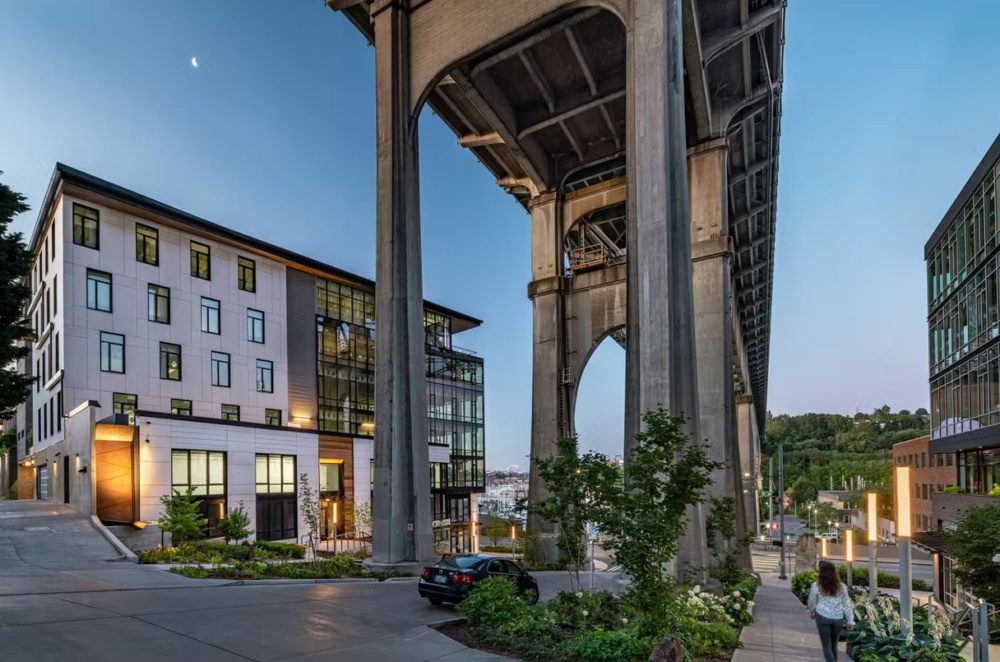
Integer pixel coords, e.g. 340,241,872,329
845,528,854,588
867,491,878,599
778,443,786,580
896,466,913,635
511,525,517,563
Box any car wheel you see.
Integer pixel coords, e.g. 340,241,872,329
523,587,539,605
429,599,443,606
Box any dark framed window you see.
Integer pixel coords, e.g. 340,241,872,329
100,332,125,373
265,408,281,426
147,284,170,324
190,241,210,280
72,204,99,249
256,359,273,393
211,351,230,387
237,256,256,292
171,449,226,537
171,399,192,416
57,390,62,432
201,297,220,334
221,404,240,421
159,342,181,381
135,223,158,265
319,461,343,494
255,454,295,494
247,309,264,343
112,393,137,415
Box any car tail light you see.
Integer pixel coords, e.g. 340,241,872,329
450,572,472,586
421,568,431,580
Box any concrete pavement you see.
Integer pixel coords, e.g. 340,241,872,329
732,572,834,662
0,500,623,661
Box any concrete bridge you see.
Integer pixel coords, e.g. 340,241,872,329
328,0,785,575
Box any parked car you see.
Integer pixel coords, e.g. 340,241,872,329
418,554,539,606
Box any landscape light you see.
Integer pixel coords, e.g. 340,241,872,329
867,492,877,540
895,466,913,633
896,467,911,537
846,529,853,563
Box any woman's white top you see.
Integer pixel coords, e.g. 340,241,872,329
807,582,855,625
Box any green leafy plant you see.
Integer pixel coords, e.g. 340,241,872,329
940,485,962,494
598,409,721,608
836,564,931,591
989,483,1000,498
562,627,658,662
298,472,320,559
0,173,35,423
847,596,963,662
791,570,817,603
158,487,206,544
218,501,252,544
946,503,1000,605
456,576,532,628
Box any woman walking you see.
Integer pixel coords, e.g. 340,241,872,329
807,560,855,662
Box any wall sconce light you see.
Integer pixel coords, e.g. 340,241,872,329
78,466,88,474
145,436,150,444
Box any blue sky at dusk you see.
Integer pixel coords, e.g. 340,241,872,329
3,1,1000,468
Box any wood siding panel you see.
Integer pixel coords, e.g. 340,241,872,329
319,435,354,534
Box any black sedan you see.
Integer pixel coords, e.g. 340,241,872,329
418,554,539,606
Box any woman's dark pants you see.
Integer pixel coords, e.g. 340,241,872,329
815,614,844,662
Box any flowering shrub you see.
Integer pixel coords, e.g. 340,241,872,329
846,596,963,662
680,585,733,624
721,589,755,627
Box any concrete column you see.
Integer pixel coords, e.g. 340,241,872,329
625,0,706,578
526,192,566,565
737,395,759,535
371,0,433,564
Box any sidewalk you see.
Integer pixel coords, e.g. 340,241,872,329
732,572,836,662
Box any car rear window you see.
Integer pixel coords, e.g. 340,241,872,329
438,556,482,569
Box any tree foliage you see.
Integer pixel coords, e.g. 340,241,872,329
947,504,1000,605
298,473,320,559
218,501,252,544
158,487,207,544
597,409,721,606
0,173,35,422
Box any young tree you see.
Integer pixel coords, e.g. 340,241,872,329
947,504,1000,605
531,435,619,591
597,409,721,607
353,498,373,555
218,501,252,544
158,487,207,545
0,173,35,421
298,473,320,559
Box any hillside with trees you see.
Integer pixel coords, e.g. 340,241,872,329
762,406,929,508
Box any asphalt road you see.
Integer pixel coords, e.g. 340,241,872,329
0,500,620,662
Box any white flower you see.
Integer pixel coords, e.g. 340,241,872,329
748,601,755,609
621,617,629,625
575,592,583,598
582,609,589,617
733,590,740,597
693,585,701,594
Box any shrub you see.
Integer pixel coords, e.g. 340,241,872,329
563,627,658,662
721,589,755,627
255,540,306,559
837,565,931,591
791,570,816,603
137,540,304,564
947,503,1000,606
218,502,251,544
158,487,206,544
848,597,963,662
170,556,364,580
547,590,635,632
456,576,530,628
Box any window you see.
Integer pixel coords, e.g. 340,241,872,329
57,390,62,432
159,342,181,381
221,404,240,421
237,256,256,292
53,275,57,316
247,309,264,343
112,393,137,415
171,399,192,416
265,408,281,426
54,332,59,372
190,241,210,280
147,284,170,324
319,461,343,493
255,454,295,493
135,224,158,265
947,453,954,466
211,351,230,387
172,450,225,496
72,204,99,249
100,332,125,373
256,359,273,393
201,297,220,334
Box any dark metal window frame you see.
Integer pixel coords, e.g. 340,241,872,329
190,241,211,280
248,308,265,343
159,342,182,381
255,453,296,494
211,351,231,387
171,398,192,416
135,223,159,266
147,283,171,324
100,331,125,373
265,408,281,426
221,404,240,421
256,358,273,393
72,203,100,250
201,297,221,334
237,256,256,292
112,392,137,415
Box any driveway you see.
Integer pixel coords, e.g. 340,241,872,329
0,500,620,661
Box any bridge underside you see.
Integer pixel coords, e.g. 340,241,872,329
330,0,783,572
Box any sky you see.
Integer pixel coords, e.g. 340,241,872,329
2,1,1000,468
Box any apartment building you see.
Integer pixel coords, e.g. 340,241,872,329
891,435,955,532
14,164,484,551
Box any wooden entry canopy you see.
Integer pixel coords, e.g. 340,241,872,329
94,420,136,524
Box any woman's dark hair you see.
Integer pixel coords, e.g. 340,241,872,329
817,560,841,596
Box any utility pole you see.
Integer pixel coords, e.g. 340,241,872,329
778,444,787,579
768,456,774,535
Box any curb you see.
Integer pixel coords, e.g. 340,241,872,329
90,515,139,563
216,577,379,586
426,616,467,630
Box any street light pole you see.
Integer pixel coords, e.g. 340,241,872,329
778,443,786,579
845,528,854,588
867,492,878,599
896,467,913,634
